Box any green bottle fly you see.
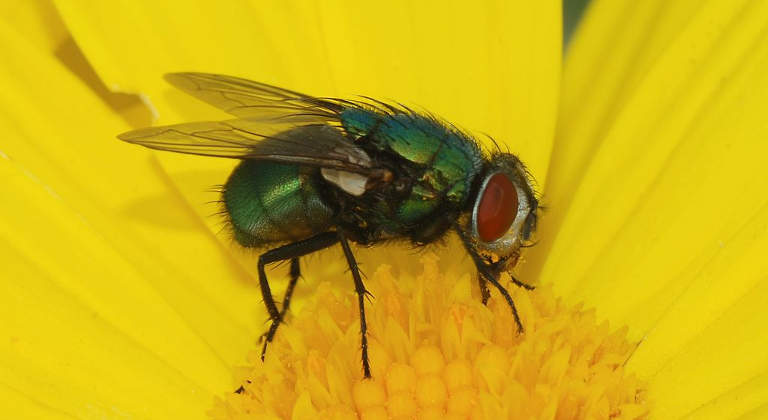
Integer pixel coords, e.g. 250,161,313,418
118,73,539,379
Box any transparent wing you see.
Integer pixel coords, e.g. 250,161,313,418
118,119,374,172
164,72,344,120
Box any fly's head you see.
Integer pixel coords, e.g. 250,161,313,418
462,153,539,271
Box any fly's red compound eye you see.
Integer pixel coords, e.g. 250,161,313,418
476,173,519,242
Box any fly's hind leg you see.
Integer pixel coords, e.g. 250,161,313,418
284,258,302,313
260,257,300,357
257,232,339,361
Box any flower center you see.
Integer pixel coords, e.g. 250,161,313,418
210,254,648,419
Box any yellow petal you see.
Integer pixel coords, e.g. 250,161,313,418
524,0,768,418
0,0,68,52
643,276,768,419
683,372,768,420
0,24,271,417
1,1,154,128
0,382,72,419
534,0,768,330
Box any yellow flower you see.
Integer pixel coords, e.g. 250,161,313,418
1,1,766,419
213,254,646,419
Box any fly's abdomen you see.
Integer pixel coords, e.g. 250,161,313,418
223,160,333,247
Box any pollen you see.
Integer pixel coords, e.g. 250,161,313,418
210,254,648,419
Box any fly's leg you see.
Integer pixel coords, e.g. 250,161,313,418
284,258,302,313
260,258,301,357
478,258,534,304
455,225,528,333
509,273,535,291
477,276,491,305
481,267,524,333
257,232,339,361
338,232,372,379
488,256,535,291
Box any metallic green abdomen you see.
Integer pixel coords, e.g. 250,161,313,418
223,161,333,247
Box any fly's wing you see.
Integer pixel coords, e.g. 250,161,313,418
119,73,390,192
118,119,373,173
163,72,344,120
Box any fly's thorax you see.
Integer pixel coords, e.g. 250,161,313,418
223,160,333,247
340,108,484,229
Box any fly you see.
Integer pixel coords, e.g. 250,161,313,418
118,73,539,379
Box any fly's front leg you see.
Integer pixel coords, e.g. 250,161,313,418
477,275,491,305
488,255,535,291
480,265,524,333
257,232,339,361
455,225,526,333
509,272,535,291
338,232,372,378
